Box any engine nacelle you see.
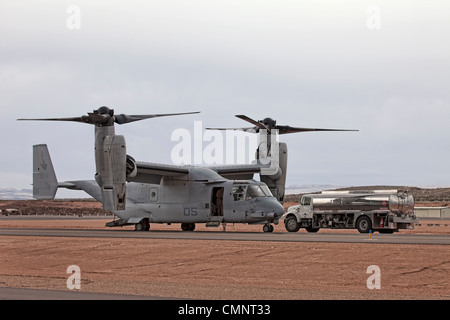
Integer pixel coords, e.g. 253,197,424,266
260,142,287,203
126,155,137,179
95,134,127,211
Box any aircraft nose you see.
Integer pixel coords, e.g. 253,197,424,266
273,203,285,218
265,200,285,219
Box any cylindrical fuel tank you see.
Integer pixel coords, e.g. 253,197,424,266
306,191,414,214
388,193,414,214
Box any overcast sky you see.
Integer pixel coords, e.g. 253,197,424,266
1,0,449,197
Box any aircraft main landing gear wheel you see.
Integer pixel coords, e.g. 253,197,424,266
263,224,274,233
135,220,150,231
181,223,196,232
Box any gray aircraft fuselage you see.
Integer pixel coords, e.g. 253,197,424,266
121,170,284,227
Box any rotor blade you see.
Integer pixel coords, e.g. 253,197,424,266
276,125,359,135
235,115,267,130
115,111,200,124
205,127,256,133
17,117,87,123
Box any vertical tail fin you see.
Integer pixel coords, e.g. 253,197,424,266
33,144,58,199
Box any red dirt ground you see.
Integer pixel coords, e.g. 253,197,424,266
1,200,449,300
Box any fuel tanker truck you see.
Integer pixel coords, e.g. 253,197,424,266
284,190,418,233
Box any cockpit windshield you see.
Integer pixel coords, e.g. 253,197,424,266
232,183,273,201
259,185,273,197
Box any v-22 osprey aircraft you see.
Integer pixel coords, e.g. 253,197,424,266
21,107,285,232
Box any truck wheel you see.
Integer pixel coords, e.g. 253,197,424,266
284,216,300,232
356,216,372,233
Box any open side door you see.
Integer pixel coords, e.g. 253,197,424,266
207,186,224,227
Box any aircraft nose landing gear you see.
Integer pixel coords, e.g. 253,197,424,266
263,224,274,233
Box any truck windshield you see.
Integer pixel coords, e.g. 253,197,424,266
301,197,312,206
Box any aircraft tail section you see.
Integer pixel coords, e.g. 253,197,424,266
33,144,58,199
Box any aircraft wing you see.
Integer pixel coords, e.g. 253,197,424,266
208,163,270,180
129,161,271,182
128,161,190,183
135,161,189,176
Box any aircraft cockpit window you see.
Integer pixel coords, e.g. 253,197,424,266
233,184,272,201
246,185,272,200
233,185,247,201
246,185,265,199
260,185,273,197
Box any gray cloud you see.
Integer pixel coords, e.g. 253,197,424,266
1,0,449,193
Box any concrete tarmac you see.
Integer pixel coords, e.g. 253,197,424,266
1,227,449,245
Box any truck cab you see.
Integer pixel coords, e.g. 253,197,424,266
284,195,318,232
297,196,313,218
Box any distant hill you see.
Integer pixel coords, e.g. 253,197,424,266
0,188,33,200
